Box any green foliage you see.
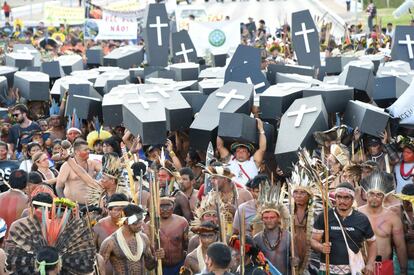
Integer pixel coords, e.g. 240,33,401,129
364,0,405,9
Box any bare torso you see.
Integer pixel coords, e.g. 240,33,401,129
188,235,199,254
100,231,152,275
58,160,100,204
0,190,28,236
359,205,395,260
294,210,310,271
93,217,119,249
254,228,290,275
184,249,201,274
159,214,189,267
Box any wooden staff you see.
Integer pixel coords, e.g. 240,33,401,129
139,170,143,206
240,209,246,275
323,169,330,275
150,172,163,275
288,185,297,275
124,153,136,204
148,172,156,275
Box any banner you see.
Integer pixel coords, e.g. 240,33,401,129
85,19,137,40
188,20,240,56
44,4,85,25
0,160,20,183
102,10,139,22
387,80,414,125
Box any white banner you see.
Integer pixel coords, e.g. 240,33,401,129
387,80,414,125
85,19,137,40
188,20,240,56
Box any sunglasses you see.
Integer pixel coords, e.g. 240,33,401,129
12,113,20,117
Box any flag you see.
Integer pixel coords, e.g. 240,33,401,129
387,80,414,126
188,20,240,57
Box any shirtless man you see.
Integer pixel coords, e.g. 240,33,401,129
158,165,193,221
48,114,65,141
183,222,219,274
188,200,219,253
100,204,161,274
93,193,129,275
291,184,318,274
254,206,290,274
153,196,189,275
0,170,28,235
56,139,101,205
233,174,267,235
179,167,199,212
359,183,407,275
66,127,82,143
395,184,414,274
202,164,252,237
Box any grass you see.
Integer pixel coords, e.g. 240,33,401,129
376,8,414,25
360,8,414,27
366,0,405,9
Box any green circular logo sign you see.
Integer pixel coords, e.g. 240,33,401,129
209,29,226,47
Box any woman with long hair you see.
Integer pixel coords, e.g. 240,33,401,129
19,142,42,172
31,151,58,188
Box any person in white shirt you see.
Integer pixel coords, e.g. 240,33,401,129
216,118,266,185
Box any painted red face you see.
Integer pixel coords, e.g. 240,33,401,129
403,147,414,163
158,169,171,183
77,146,89,160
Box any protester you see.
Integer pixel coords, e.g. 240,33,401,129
0,169,28,235
1,2,414,274
393,184,414,274
311,182,377,275
182,221,219,274
2,2,10,22
31,151,58,187
253,179,290,274
7,104,42,159
100,203,161,274
202,242,234,275
359,171,407,275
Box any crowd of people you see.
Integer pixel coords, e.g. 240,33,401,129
0,3,413,275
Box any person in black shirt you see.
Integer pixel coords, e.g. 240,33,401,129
311,182,377,275
201,242,235,275
7,104,41,159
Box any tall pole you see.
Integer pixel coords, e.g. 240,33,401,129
355,0,359,24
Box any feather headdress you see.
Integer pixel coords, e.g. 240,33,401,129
49,99,60,116
6,202,95,274
360,171,395,195
254,179,289,230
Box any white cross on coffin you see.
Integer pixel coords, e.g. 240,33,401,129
175,43,194,63
399,34,414,59
294,22,315,53
216,89,245,110
149,16,169,47
246,77,265,92
144,86,172,98
106,89,138,99
16,46,38,55
129,95,158,110
287,104,318,127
